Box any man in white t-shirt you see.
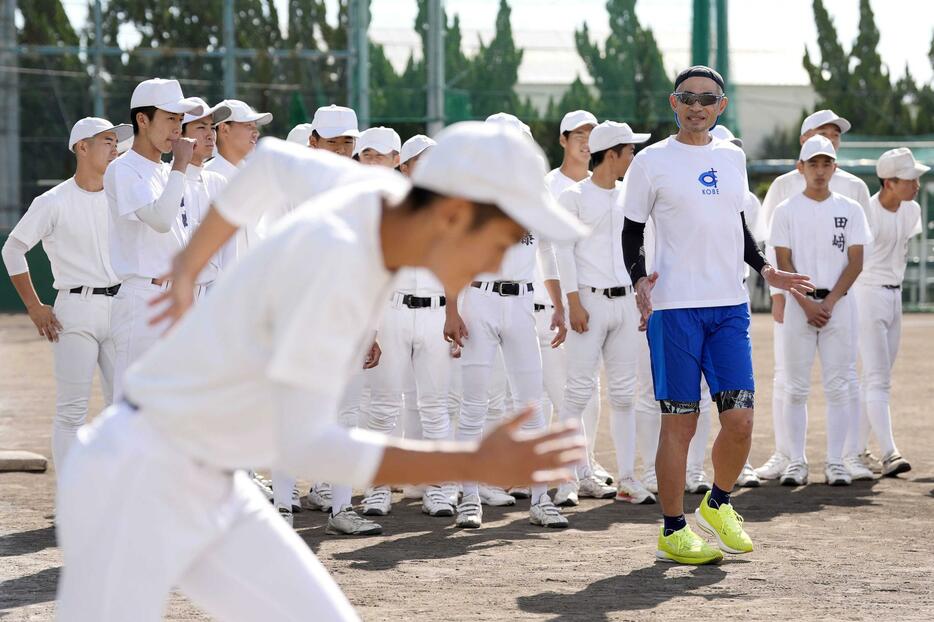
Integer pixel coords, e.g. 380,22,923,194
853,148,927,477
2,118,131,471
104,78,204,399
621,66,812,565
769,135,870,487
755,109,873,482
55,121,586,622
555,120,651,507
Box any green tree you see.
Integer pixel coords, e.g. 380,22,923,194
468,0,525,119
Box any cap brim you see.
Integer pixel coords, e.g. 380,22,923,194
832,117,852,134
904,162,931,179
104,123,134,144
632,133,652,144
504,188,589,244
400,146,430,165
157,98,204,115
315,127,360,139
730,138,744,149
252,112,273,126
212,105,232,125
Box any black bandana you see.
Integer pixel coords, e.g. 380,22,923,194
674,65,725,91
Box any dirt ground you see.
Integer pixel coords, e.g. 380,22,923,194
1,312,933,621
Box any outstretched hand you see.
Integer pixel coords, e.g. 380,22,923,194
762,265,815,297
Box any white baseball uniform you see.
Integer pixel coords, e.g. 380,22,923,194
1,178,120,469
555,177,640,481
769,191,870,465
56,168,407,622
762,168,871,461
183,163,228,287
853,193,922,458
204,152,254,271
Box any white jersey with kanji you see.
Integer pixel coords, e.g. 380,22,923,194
857,193,922,287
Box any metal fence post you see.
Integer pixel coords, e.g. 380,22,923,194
426,0,445,136
223,0,236,99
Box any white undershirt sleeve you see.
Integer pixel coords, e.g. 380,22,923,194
133,170,186,233
555,189,581,294
1,236,29,276
536,236,559,282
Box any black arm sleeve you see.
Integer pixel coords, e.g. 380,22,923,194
622,218,648,284
741,211,769,275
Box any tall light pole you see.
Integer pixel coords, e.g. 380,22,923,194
426,0,445,136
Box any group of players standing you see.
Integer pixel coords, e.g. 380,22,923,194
2,67,925,569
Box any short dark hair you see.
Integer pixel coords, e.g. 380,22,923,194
590,144,625,169
878,177,890,189
130,106,157,135
561,130,571,140
408,186,508,231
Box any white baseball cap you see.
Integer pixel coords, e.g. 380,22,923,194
800,109,851,136
588,121,650,153
559,110,598,135
216,99,272,126
400,134,436,165
412,121,587,243
286,123,314,146
710,125,743,149
799,135,837,161
182,98,232,126
485,112,532,138
354,126,402,156
311,105,359,139
130,78,204,115
68,117,133,152
876,147,930,180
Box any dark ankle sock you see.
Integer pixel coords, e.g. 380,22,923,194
708,484,731,509
663,514,687,536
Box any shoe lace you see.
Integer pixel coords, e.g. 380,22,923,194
717,504,745,536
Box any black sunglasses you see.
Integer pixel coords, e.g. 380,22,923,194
673,91,723,106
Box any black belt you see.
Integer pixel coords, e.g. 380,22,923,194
806,289,846,300
590,285,631,299
68,284,121,296
534,303,552,312
401,294,445,309
471,281,533,296
882,284,901,290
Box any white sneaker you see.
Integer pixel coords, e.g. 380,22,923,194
442,482,460,506
421,485,455,517
455,495,483,528
401,484,426,500
736,463,761,488
860,450,883,474
508,486,530,499
325,506,383,535
554,482,579,507
881,451,912,477
529,495,569,528
592,460,614,485
290,486,303,513
277,505,294,528
251,472,274,502
362,486,392,516
578,475,617,499
615,476,656,504
302,482,332,512
755,452,790,480
844,454,875,481
780,460,808,486
479,484,516,507
685,469,711,494
641,467,658,494
825,462,852,486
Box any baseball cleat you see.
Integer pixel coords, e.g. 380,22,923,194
824,462,852,486
881,452,911,477
479,484,516,507
277,506,294,528
656,525,723,565
642,467,658,494
860,450,883,474
755,452,790,480
592,460,614,485
685,468,712,494
421,485,455,517
578,475,617,499
695,491,753,554
442,482,460,506
780,460,809,486
616,476,656,504
362,486,392,516
554,482,579,507
529,495,569,528
251,472,274,502
302,483,333,512
844,454,875,481
455,496,483,529
736,463,761,488
290,486,303,513
325,507,383,536
507,486,531,499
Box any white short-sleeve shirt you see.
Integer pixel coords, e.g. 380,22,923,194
857,193,923,287
8,178,119,290
621,136,749,310
104,149,191,280
769,192,871,290
534,168,588,304
183,164,229,284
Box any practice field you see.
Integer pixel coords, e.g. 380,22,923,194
1,313,933,621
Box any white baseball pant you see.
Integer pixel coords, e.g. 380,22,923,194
770,315,792,458
559,289,639,481
854,284,903,457
448,348,509,438
56,405,358,622
783,294,854,465
50,289,116,470
843,297,862,458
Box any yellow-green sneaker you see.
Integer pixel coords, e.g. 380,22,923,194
695,491,754,554
655,524,724,565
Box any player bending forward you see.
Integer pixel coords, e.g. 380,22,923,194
54,122,586,621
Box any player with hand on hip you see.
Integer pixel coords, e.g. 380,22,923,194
852,148,927,477
770,135,870,487
2,118,131,472
554,120,652,506
621,66,812,565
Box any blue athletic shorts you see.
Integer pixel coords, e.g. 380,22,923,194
646,303,755,413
